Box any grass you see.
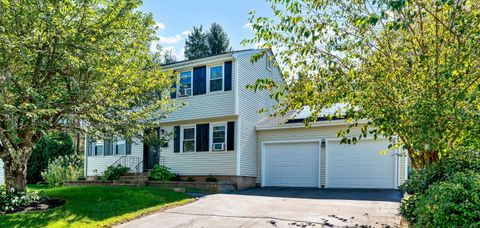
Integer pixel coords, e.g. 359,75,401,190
0,185,193,228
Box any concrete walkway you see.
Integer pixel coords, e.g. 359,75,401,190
117,188,402,228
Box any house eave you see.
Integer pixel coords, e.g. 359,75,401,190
255,119,369,131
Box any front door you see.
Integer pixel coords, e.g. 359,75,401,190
143,143,160,171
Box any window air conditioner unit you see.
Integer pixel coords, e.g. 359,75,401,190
212,143,225,151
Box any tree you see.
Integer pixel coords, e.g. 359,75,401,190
207,23,232,55
184,24,233,60
0,0,176,193
151,44,177,65
243,0,480,168
162,49,177,64
184,26,209,60
27,132,75,184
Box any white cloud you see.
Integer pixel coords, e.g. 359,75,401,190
159,35,182,44
243,22,253,30
155,22,166,30
181,30,191,36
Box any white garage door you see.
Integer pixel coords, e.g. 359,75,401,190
263,142,319,187
327,139,396,189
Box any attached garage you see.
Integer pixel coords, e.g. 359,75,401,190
262,141,320,187
257,119,407,189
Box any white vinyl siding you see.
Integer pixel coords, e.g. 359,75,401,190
85,138,143,176
236,51,283,177
257,125,407,187
160,60,236,123
160,117,237,176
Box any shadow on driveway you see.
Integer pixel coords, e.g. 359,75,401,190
229,187,403,202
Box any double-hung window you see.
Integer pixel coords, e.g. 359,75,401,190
178,71,192,97
209,65,223,92
212,123,226,151
182,126,195,152
115,140,126,155
94,141,104,156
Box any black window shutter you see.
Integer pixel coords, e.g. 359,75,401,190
87,138,92,156
170,76,177,99
193,66,206,95
126,141,132,155
174,126,180,153
104,141,113,156
227,121,235,150
196,124,209,152
224,61,232,91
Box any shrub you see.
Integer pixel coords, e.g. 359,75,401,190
169,174,183,181
148,165,175,181
413,171,480,227
187,176,196,182
399,194,418,224
0,185,49,213
27,132,75,184
206,175,218,182
403,148,480,194
41,154,83,187
103,164,130,180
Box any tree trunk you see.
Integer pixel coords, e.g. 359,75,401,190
2,149,30,193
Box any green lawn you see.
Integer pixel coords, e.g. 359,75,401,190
0,185,192,228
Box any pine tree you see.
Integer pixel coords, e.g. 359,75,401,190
184,26,209,60
207,23,232,55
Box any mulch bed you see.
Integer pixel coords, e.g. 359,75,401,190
1,199,66,214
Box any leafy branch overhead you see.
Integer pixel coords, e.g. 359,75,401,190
0,0,177,193
243,0,480,168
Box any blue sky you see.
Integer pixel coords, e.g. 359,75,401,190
140,0,274,61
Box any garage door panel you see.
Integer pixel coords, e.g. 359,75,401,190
264,142,319,187
327,139,395,189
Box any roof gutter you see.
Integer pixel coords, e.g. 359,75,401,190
255,119,369,131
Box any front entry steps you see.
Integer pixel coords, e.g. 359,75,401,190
113,172,149,186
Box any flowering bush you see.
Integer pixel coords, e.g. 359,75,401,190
41,154,83,187
0,185,49,213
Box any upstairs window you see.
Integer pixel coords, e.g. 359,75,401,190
178,71,192,97
182,126,195,152
212,123,226,151
209,65,223,92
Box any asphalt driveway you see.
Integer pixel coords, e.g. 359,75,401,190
117,188,403,228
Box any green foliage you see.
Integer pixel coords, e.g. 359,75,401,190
414,172,480,227
0,0,177,192
41,155,83,187
0,185,49,213
27,132,75,184
400,148,480,225
102,164,130,181
243,0,480,168
187,177,196,182
0,186,190,227
184,26,210,60
207,23,232,56
399,194,417,224
148,165,175,181
403,148,480,194
185,23,232,60
206,175,218,182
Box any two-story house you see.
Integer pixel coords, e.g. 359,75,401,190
84,49,408,190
